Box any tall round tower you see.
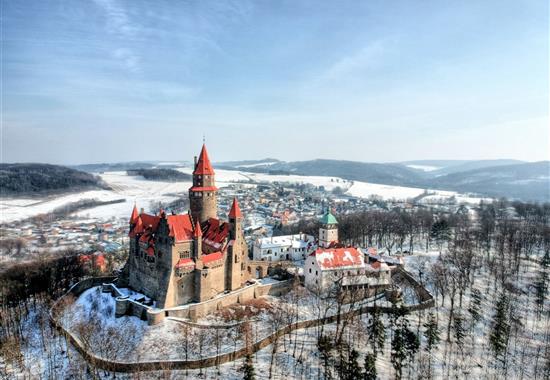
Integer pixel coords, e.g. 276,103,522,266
189,144,218,224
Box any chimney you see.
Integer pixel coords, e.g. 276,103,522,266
194,156,197,169
140,208,144,214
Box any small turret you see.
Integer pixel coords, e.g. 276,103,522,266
130,204,139,226
228,197,242,240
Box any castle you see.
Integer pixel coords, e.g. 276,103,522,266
120,144,249,308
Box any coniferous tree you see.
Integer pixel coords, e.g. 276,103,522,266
318,335,333,380
368,308,386,358
453,312,466,354
363,352,377,380
343,349,362,380
238,354,256,380
489,293,511,365
390,304,418,380
534,250,549,317
423,312,440,353
423,312,440,378
467,288,483,329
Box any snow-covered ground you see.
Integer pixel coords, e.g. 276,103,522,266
0,190,121,223
0,171,190,223
1,166,485,224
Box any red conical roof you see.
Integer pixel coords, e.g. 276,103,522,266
134,216,144,234
130,204,139,224
228,197,242,219
193,144,215,175
193,221,202,238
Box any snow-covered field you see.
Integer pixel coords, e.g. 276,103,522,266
0,171,191,223
406,164,441,172
0,190,121,223
1,166,485,224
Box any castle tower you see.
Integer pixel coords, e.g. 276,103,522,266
319,210,338,248
189,144,218,224
226,197,244,291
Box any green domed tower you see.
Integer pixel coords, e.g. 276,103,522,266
319,210,338,248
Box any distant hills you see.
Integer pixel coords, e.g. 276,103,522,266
430,161,550,201
217,158,550,202
4,159,548,202
0,163,110,196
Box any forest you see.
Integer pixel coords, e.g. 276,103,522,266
0,163,109,195
126,168,192,182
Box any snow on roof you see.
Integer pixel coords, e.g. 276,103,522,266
314,247,364,270
257,234,315,249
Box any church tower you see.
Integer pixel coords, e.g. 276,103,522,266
189,144,218,224
319,210,338,248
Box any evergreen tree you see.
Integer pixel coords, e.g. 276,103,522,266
423,312,440,353
343,349,362,380
363,352,377,380
391,325,407,380
368,308,386,357
467,288,483,329
390,305,418,380
318,335,333,380
489,293,511,364
453,312,466,354
238,354,256,380
534,273,547,316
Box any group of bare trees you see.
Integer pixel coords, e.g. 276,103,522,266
271,198,549,379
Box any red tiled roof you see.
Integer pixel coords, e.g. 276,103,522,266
228,197,242,218
314,247,364,270
201,218,230,250
202,251,223,264
129,212,193,243
175,258,195,268
193,144,215,175
140,213,160,230
129,216,144,237
166,214,194,242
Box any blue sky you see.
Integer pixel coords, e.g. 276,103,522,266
2,0,548,164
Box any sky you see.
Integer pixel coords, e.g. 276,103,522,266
2,0,548,165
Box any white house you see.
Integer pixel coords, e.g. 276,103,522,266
252,233,316,262
304,247,391,292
